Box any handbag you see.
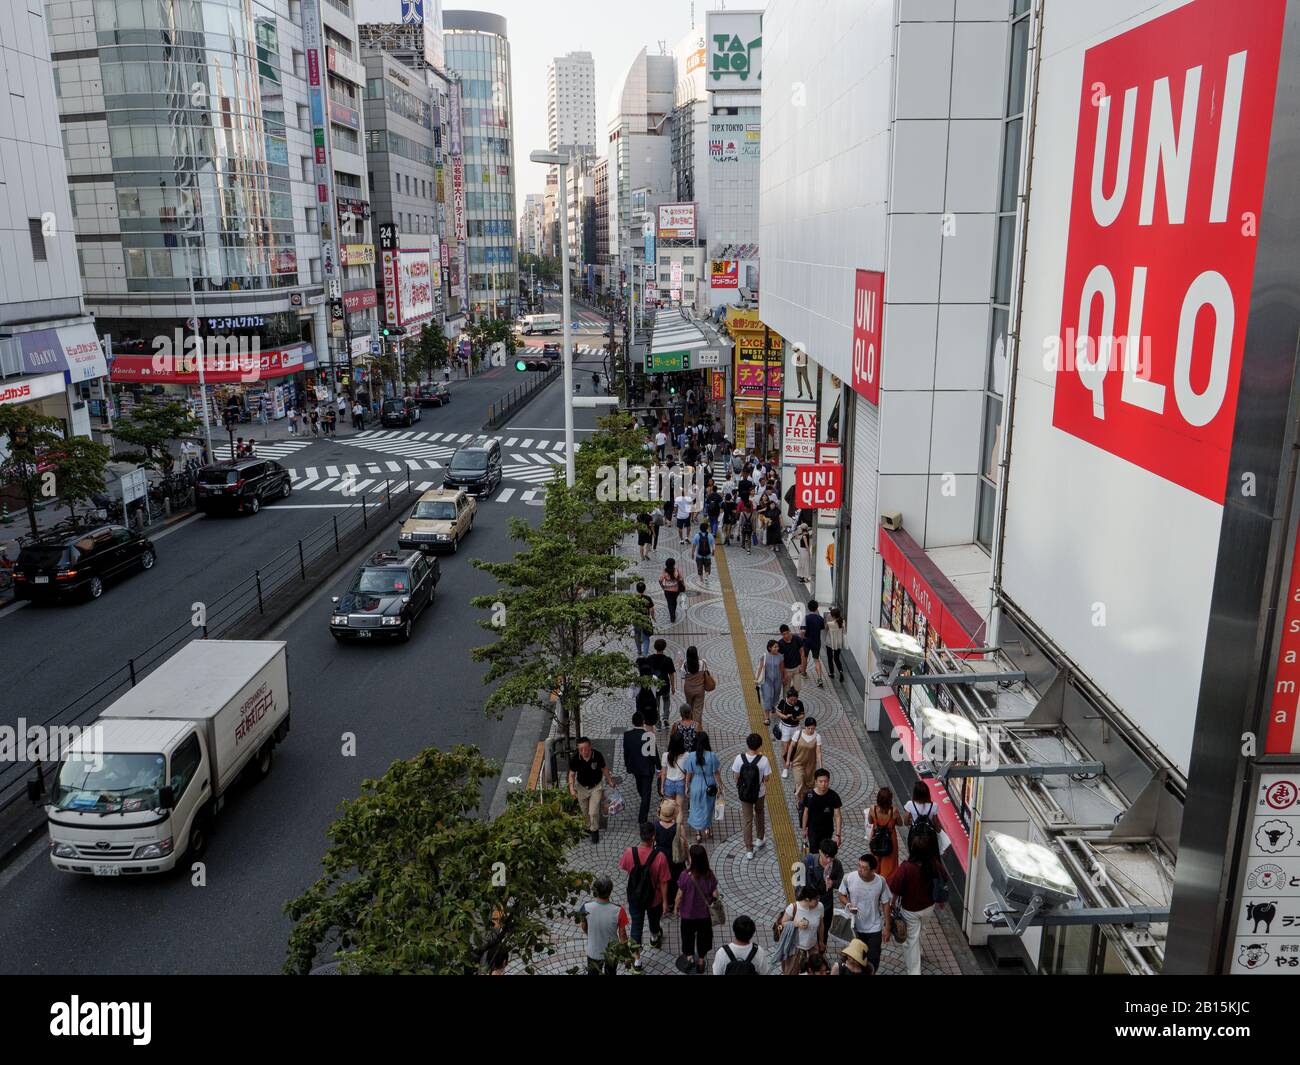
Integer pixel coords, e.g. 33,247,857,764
891,907,908,944
702,669,717,693
709,891,727,927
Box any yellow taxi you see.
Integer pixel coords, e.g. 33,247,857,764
397,487,477,554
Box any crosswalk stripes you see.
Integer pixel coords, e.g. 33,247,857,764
286,463,555,493
341,429,578,468
211,438,312,460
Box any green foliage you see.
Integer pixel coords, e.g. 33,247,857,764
284,745,588,975
416,323,449,382
110,401,193,472
0,406,111,535
468,317,518,368
575,411,660,537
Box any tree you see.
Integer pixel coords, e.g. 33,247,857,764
472,478,644,746
416,323,449,383
283,745,587,975
0,407,111,536
467,317,517,370
577,411,662,538
111,401,194,471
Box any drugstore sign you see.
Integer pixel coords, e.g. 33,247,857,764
1051,0,1285,503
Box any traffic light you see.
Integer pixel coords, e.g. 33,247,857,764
515,356,550,372
381,325,407,338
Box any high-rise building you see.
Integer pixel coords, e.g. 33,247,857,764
0,0,104,442
46,0,346,421
592,157,610,292
547,50,597,159
444,10,517,321
519,193,543,258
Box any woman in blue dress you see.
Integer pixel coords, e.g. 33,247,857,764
685,732,723,843
756,638,784,731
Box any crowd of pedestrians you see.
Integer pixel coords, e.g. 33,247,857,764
567,438,952,976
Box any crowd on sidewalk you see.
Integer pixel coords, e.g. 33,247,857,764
553,430,954,977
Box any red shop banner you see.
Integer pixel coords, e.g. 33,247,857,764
794,463,843,509
343,288,377,313
109,344,311,385
851,268,884,406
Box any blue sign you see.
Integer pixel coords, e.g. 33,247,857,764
370,340,381,355
402,0,424,25
645,233,656,265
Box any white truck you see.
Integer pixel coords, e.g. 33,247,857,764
44,640,290,876
518,312,561,335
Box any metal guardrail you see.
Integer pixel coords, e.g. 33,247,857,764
484,364,562,430
0,474,418,823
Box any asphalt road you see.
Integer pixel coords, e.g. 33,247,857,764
0,318,610,974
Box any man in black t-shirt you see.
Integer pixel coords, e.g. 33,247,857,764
778,624,806,690
801,601,826,689
568,736,614,843
644,638,677,723
800,769,843,854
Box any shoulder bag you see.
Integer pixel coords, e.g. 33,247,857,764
702,665,717,692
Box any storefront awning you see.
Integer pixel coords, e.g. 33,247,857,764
109,342,316,385
11,323,106,383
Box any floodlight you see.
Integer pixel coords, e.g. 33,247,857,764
985,832,1078,910
872,627,926,668
914,704,985,765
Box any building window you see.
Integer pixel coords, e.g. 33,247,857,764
28,219,47,262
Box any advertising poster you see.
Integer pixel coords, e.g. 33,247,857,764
781,401,818,464
657,203,697,240
1230,771,1300,973
398,249,434,326
706,10,763,87
710,260,738,288
851,269,883,405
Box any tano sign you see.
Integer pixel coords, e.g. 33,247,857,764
1051,0,1284,503
795,464,843,510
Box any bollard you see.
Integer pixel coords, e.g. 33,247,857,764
256,569,264,614
333,514,340,552
386,479,391,509
298,540,306,580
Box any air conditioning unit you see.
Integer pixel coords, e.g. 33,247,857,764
881,510,903,531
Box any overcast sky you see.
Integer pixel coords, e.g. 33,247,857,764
449,0,706,207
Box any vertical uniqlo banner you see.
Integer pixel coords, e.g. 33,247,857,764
1267,520,1300,754
1051,0,1285,503
851,268,883,405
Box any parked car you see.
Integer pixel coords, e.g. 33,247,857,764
329,549,439,642
398,488,477,553
13,524,156,602
381,396,421,427
195,458,292,515
443,438,503,497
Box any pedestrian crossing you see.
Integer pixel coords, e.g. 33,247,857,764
279,462,543,504
211,438,313,460
342,429,579,468
519,344,606,356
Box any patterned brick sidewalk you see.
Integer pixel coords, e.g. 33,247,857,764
524,530,973,975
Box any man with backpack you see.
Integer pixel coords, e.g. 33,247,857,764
731,732,772,860
803,838,844,938
618,822,671,968
712,915,772,975
692,520,715,582
704,485,723,537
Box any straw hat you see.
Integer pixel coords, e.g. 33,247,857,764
659,799,679,821
840,939,873,970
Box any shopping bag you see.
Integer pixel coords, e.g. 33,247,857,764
713,799,727,823
606,786,625,817
709,892,727,926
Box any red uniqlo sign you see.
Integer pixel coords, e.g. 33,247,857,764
1051,0,1284,503
851,269,883,406
795,464,843,510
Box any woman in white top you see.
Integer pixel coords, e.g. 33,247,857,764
903,780,948,855
778,886,826,974
795,524,812,583
659,729,691,827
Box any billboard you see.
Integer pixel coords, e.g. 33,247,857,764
398,248,435,326
710,260,738,289
999,0,1285,773
851,269,883,406
708,117,761,162
706,11,762,89
657,202,697,240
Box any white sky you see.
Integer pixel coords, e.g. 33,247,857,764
450,0,705,208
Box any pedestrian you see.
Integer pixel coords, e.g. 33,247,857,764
800,768,843,855
683,731,721,844
732,732,771,861
801,600,826,688
795,524,812,583
825,607,846,682
673,486,694,544
719,492,737,545
288,408,299,435
634,665,661,730
804,837,844,933
692,520,715,582
866,786,903,880
680,645,713,731
309,407,319,436
785,716,823,803
737,496,754,553
352,399,364,431
831,938,875,975
632,580,654,658
774,689,805,774
777,623,807,691
623,713,659,826
658,558,684,624
652,506,667,550
755,638,784,731
325,406,336,436
838,853,893,974
674,844,720,975
764,496,784,550
336,395,347,425
659,731,690,829
567,736,614,844
655,428,667,460
887,825,947,975
826,537,835,587
645,638,677,722
578,875,628,975
637,511,653,562
618,822,670,967
235,436,245,458
777,886,826,975
670,703,698,754
903,780,942,850
704,484,722,536
654,799,688,911
713,915,772,975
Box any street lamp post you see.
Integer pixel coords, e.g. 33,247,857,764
530,150,576,488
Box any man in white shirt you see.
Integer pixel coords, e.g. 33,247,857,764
838,853,893,974
712,915,773,975
673,491,694,544
655,429,668,460
731,732,772,859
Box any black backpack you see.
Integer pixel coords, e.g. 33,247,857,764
697,534,711,558
721,944,760,974
627,846,656,910
736,754,762,804
907,803,938,853
869,812,894,859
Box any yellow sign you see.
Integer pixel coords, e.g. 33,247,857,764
342,244,375,266
726,306,762,331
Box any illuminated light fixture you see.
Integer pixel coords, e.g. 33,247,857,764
871,626,925,667
986,832,1078,909
915,703,986,766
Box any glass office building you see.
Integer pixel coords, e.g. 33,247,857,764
443,10,517,320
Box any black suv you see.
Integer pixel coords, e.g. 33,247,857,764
195,458,292,515
14,524,156,602
329,549,439,642
542,343,561,358
417,382,450,407
443,438,503,496
381,396,421,427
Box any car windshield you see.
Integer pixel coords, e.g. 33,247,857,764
351,568,409,594
53,752,166,813
412,500,457,520
19,545,72,568
198,469,239,485
382,400,403,412
452,452,488,472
